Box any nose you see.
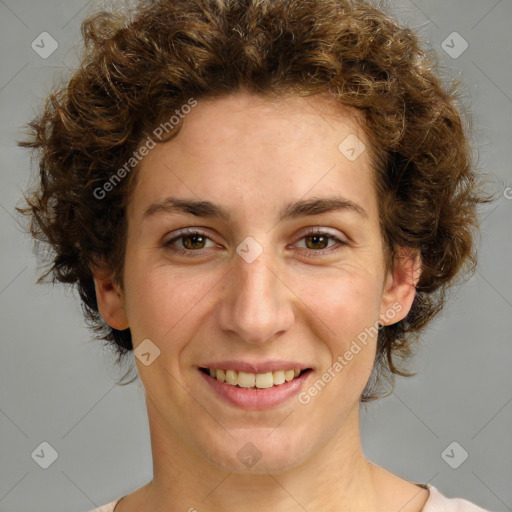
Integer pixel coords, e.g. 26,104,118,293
217,247,295,345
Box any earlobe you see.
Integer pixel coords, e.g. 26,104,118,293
90,263,130,331
379,248,421,326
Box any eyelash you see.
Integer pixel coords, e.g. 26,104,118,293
162,228,348,257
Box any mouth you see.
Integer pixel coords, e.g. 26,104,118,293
197,361,313,410
199,367,312,389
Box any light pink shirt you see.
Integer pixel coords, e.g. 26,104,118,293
87,484,494,511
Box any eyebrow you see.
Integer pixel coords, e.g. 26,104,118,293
143,195,368,222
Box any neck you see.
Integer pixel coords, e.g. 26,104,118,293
139,397,382,512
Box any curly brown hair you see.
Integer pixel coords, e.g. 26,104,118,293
17,0,491,400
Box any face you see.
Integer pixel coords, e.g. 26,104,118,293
94,91,418,474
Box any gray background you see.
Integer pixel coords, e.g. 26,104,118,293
0,0,511,511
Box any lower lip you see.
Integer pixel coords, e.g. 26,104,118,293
199,369,311,410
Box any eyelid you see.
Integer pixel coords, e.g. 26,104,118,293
294,226,347,241
162,226,349,256
162,227,216,246
291,227,349,254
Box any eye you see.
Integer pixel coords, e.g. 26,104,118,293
293,228,348,255
162,227,348,257
163,228,217,256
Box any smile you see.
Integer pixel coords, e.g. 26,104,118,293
200,367,307,389
198,365,313,410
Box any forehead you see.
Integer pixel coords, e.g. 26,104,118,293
163,91,367,155
128,91,377,223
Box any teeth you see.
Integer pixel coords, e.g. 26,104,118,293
207,368,304,388
273,370,286,385
225,369,237,386
255,372,273,389
237,371,255,388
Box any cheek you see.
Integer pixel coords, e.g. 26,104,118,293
304,271,382,385
307,270,384,335
122,257,207,348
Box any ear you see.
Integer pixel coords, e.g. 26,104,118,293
90,261,129,331
379,247,421,326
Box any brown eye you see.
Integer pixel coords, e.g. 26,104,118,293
304,233,330,250
163,229,216,255
180,233,208,250
295,229,347,255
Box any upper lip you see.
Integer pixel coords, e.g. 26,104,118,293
200,360,311,374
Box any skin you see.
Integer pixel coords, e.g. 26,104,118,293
92,90,427,512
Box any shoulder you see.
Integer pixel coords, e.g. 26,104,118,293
87,497,122,512
85,484,495,512
423,484,494,512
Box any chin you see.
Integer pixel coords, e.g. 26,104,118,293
196,426,314,475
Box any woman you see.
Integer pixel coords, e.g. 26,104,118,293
18,0,494,510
